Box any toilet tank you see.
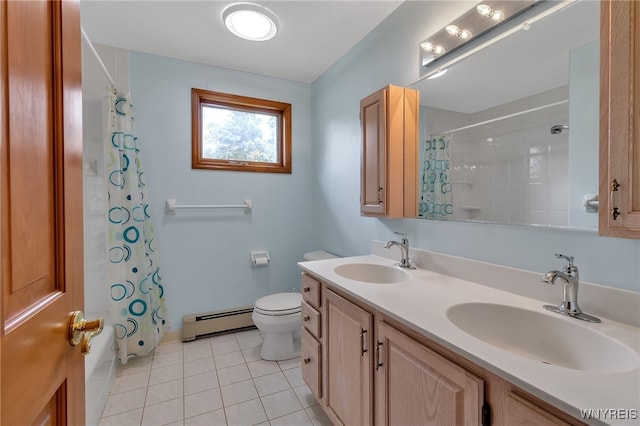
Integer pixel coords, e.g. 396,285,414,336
303,250,338,261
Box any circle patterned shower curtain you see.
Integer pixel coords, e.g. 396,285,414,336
105,88,168,364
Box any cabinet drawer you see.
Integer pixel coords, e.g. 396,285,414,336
301,274,321,308
301,301,321,339
301,329,322,400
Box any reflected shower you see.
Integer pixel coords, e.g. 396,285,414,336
550,124,569,134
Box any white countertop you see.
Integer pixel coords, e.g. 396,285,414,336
298,253,640,426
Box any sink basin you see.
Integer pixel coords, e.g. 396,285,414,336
333,263,409,284
446,303,639,373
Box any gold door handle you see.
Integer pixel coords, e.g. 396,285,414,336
69,311,104,354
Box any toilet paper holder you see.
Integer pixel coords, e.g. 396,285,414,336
251,251,270,267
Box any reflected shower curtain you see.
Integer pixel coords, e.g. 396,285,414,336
105,88,168,363
419,133,453,219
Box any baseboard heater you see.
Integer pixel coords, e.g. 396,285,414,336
182,306,256,342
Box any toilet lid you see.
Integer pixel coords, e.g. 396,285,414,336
255,292,301,316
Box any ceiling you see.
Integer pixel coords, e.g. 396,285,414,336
80,0,403,84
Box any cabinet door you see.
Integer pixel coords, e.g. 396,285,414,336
505,392,571,426
375,322,483,426
600,0,640,237
361,89,387,215
324,289,373,426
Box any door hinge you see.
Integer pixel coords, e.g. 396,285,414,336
610,178,620,220
482,402,491,426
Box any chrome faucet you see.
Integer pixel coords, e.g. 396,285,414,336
541,254,600,323
384,232,415,269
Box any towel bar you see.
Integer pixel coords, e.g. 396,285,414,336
165,198,252,215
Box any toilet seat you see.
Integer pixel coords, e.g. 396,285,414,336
254,292,301,316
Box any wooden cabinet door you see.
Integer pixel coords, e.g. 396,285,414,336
361,89,387,215
600,0,640,237
324,289,373,426
0,0,85,424
505,392,571,426
375,322,483,426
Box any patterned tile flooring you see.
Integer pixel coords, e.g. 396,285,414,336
99,330,332,426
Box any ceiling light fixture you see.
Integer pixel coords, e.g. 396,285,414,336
222,3,279,41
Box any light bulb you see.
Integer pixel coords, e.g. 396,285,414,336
434,45,446,55
446,25,460,36
460,30,472,39
492,9,505,21
476,4,493,17
420,42,434,51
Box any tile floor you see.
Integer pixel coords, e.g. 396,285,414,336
99,330,333,426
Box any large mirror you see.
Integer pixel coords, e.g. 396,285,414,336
410,0,599,230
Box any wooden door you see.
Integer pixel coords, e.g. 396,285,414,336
0,0,85,424
599,0,640,237
324,289,373,426
375,321,483,426
361,89,387,215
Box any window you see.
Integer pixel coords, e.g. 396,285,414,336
192,88,292,173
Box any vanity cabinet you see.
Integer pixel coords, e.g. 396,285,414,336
599,0,640,237
301,273,588,426
323,288,373,425
360,85,419,218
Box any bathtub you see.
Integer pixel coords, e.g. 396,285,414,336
85,317,116,426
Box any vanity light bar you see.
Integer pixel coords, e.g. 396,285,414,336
419,0,577,80
420,0,539,67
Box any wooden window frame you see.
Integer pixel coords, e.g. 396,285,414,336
191,88,292,173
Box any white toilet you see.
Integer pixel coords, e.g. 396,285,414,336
252,250,337,361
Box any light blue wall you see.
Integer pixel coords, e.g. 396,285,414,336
129,2,638,333
130,53,314,330
311,1,640,292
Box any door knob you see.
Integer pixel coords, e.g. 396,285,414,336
69,311,104,354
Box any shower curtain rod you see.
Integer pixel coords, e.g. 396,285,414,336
435,99,568,136
80,26,117,89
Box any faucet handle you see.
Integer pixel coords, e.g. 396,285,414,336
554,253,577,274
554,253,574,264
393,231,407,239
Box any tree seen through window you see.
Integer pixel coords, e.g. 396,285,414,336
202,105,277,163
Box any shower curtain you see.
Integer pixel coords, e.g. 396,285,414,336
105,88,168,363
419,133,453,219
